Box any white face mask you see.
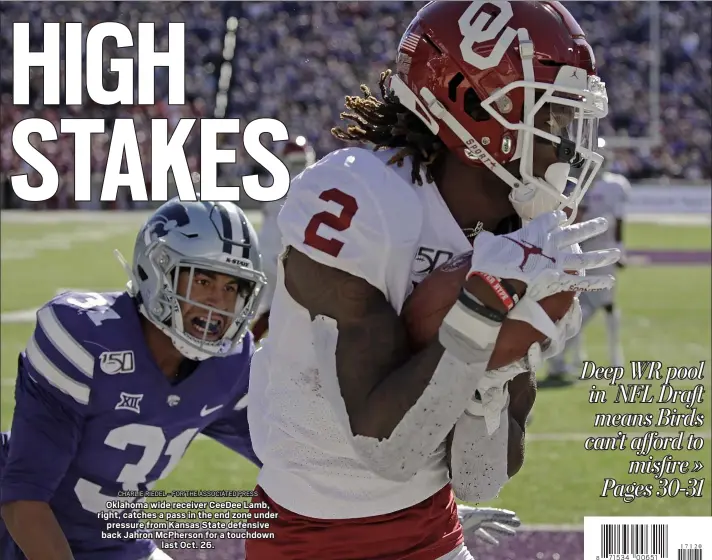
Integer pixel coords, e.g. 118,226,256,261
389,59,608,225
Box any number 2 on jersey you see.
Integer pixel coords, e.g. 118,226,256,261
303,188,359,257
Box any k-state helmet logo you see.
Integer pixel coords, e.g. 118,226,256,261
147,204,191,238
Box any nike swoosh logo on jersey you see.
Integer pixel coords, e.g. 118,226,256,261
234,394,248,411
200,404,224,417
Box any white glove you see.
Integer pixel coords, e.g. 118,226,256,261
538,295,583,362
466,290,583,433
465,378,510,434
468,209,619,300
445,211,619,432
457,505,521,546
491,295,583,377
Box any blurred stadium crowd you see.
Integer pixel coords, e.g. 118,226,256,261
1,1,710,209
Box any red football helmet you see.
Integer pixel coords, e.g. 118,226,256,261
388,0,608,222
281,136,316,178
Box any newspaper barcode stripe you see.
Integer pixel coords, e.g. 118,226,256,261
600,523,669,558
678,550,702,560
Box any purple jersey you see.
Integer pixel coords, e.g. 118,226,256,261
0,291,258,560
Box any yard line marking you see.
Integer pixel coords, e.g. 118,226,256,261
1,210,264,228
1,288,114,324
2,226,138,261
1,308,38,324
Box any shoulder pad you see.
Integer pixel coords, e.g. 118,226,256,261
278,148,422,298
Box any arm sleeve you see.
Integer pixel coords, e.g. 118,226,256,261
0,303,94,504
277,147,422,309
449,397,510,503
313,318,495,481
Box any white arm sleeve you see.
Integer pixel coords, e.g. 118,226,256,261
450,396,510,503
312,313,494,482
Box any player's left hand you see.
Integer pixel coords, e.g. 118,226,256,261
537,296,582,363
483,295,582,378
457,505,521,546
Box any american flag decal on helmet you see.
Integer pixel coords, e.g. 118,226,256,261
400,32,420,54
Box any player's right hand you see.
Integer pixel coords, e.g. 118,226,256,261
457,505,521,546
467,210,620,302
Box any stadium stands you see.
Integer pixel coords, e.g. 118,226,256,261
1,1,710,209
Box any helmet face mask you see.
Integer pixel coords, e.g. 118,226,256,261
121,199,267,361
485,70,608,222
390,0,609,223
144,242,265,360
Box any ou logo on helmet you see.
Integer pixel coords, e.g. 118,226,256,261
458,1,518,70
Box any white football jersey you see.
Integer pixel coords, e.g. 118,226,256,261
580,171,630,252
248,147,473,519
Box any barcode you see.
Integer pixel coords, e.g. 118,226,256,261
600,523,669,558
586,517,711,560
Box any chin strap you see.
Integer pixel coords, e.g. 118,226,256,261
114,249,140,296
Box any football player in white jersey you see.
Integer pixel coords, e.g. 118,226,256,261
545,154,630,385
245,2,619,559
253,137,524,546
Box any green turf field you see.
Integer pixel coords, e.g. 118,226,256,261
1,212,710,524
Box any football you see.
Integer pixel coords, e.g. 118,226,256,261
402,251,575,370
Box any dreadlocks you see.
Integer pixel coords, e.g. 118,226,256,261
331,70,447,186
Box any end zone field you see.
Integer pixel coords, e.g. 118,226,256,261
1,211,710,559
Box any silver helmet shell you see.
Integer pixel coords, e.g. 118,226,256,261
123,198,266,361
